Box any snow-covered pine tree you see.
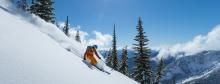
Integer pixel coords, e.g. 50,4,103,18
111,24,118,70
119,46,129,76
155,58,165,84
132,17,152,84
106,48,113,67
63,16,69,36
75,30,81,42
16,0,28,11
30,0,55,23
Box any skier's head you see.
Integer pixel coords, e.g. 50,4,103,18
93,45,98,49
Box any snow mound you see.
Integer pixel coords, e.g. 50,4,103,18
0,5,137,84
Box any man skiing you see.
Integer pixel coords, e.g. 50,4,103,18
83,45,110,74
84,45,101,66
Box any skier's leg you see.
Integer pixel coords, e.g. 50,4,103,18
95,60,104,71
82,60,93,69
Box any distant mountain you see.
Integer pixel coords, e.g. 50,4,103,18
183,64,220,84
161,50,220,84
100,49,159,59
101,49,220,84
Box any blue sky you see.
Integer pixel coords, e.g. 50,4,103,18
54,0,220,48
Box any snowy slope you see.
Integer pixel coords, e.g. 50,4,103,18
0,5,137,84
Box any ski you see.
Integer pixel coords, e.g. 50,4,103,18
82,60,111,74
93,65,111,75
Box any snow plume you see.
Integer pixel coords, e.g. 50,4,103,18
0,0,12,8
58,22,112,50
157,25,220,59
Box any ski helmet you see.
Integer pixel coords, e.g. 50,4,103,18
93,45,98,49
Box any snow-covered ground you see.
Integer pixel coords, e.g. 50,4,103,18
0,3,137,84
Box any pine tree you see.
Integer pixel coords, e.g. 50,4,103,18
171,75,176,84
111,24,118,70
132,17,152,84
30,0,37,14
119,46,129,76
75,30,81,42
155,58,165,84
63,16,69,36
16,0,28,11
30,0,55,23
106,48,112,67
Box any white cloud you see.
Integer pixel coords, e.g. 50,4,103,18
88,31,112,49
58,22,87,40
69,28,88,42
157,25,220,59
58,22,112,50
57,21,65,30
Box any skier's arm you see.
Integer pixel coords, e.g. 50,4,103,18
94,49,101,59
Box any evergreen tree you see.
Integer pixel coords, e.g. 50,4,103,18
106,48,112,67
16,0,28,11
119,46,129,76
63,16,69,36
132,17,152,84
171,75,176,84
30,0,37,14
75,30,81,42
155,58,165,84
30,0,55,23
111,24,118,70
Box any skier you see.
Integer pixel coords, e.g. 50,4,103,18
84,45,102,69
83,45,111,74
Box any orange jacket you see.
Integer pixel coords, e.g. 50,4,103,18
83,48,101,65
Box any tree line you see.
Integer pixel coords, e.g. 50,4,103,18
106,18,165,84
